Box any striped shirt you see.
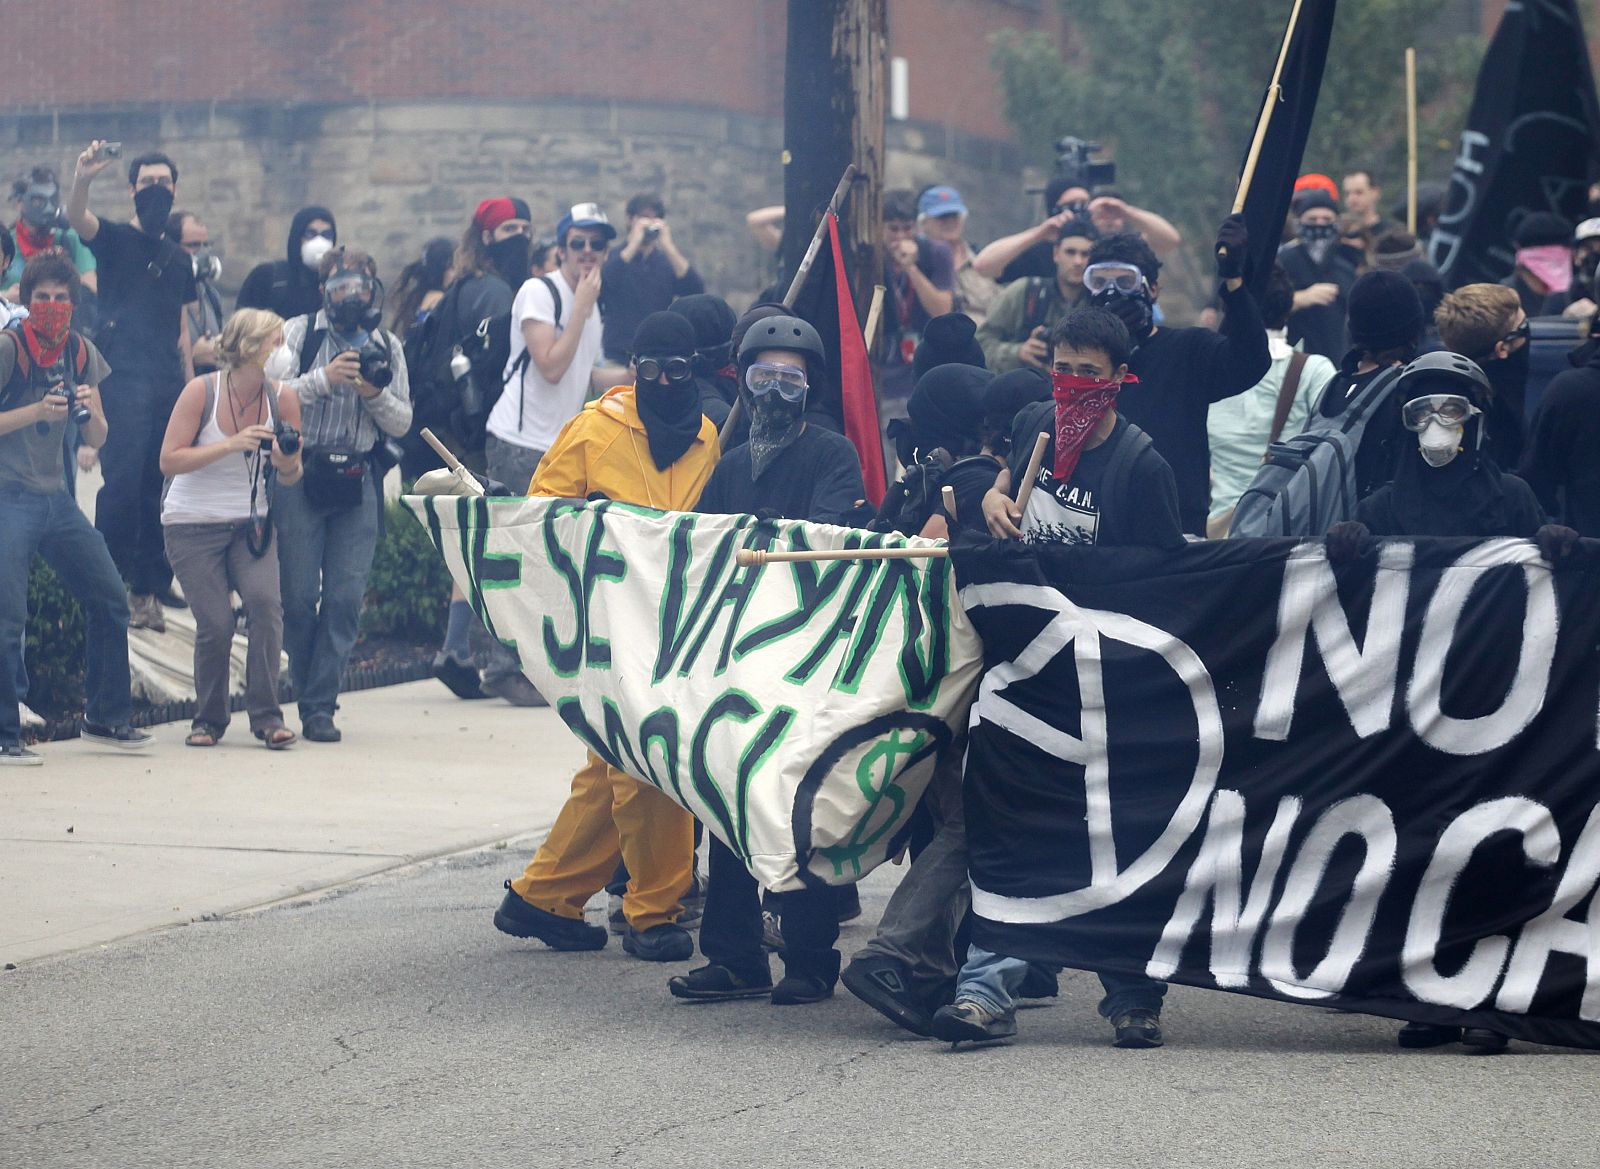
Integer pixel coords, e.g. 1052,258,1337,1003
265,310,412,452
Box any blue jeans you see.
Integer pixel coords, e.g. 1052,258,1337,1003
273,474,379,720
955,944,1168,1021
0,487,132,742
95,366,180,594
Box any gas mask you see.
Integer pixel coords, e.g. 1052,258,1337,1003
1403,393,1479,469
302,234,335,272
19,184,63,231
191,247,221,283
1299,220,1339,264
323,269,382,334
1083,263,1154,344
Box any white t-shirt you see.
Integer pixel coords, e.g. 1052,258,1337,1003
487,269,602,452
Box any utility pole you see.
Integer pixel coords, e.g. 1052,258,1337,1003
779,0,885,324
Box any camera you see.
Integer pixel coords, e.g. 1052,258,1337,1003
53,379,91,426
260,422,301,456
356,340,393,389
97,141,123,159
644,223,661,242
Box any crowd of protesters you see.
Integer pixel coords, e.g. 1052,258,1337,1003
2,135,1597,1051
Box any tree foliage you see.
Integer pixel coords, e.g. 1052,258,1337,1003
991,0,1480,288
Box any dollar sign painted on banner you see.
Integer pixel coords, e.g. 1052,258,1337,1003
817,729,927,878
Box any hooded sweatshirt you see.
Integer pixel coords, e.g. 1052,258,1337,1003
529,384,720,508
1521,339,1600,535
235,205,338,319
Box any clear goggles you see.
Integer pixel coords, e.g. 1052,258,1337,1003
1402,394,1480,432
635,354,693,384
744,361,808,402
1082,263,1148,296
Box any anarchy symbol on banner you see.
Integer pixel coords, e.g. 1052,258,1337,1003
960,582,1224,923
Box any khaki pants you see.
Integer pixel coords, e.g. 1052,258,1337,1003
509,751,693,931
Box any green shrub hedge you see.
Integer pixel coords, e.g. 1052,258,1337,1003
358,498,453,642
24,557,87,720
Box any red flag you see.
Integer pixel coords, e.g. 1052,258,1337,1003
826,212,886,504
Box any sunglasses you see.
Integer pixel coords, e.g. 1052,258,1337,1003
1401,394,1480,432
1082,263,1147,296
744,361,808,403
635,355,693,384
565,237,609,253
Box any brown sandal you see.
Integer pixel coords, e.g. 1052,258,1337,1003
254,724,296,750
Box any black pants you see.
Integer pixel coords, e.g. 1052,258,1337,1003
96,366,179,594
701,835,840,985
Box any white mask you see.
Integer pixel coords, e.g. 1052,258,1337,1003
301,235,334,272
1418,419,1462,468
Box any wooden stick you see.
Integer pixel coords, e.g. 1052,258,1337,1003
783,164,859,308
941,484,957,524
1230,0,1308,216
1013,431,1050,517
863,284,886,352
1405,47,1419,234
738,546,948,566
419,427,485,496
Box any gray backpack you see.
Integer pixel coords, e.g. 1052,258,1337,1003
1229,365,1404,539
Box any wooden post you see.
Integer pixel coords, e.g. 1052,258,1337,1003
738,546,948,566
1405,47,1419,234
1230,0,1309,216
1014,432,1050,516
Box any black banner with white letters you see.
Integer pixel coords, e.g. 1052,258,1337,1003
952,537,1600,1049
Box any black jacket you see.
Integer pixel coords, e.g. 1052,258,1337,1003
1521,341,1600,535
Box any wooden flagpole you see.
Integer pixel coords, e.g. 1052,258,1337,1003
1013,432,1051,517
782,164,859,308
737,546,948,566
1230,0,1309,216
419,427,485,496
1405,47,1419,234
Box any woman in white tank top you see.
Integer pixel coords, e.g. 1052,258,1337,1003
159,309,303,749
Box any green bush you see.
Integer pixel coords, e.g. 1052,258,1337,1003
360,498,453,641
24,556,87,719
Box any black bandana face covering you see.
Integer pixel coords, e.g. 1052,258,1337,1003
635,378,701,470
134,185,174,236
747,390,805,479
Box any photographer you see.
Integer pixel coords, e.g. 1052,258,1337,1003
160,309,302,750
600,193,704,365
169,210,225,375
264,248,411,743
0,251,149,765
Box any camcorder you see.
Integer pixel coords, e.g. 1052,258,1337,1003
1027,136,1117,202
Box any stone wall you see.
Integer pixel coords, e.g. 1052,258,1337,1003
0,100,1039,315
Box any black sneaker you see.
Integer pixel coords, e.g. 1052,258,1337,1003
492,882,607,950
930,1000,1017,1044
1111,1008,1164,1048
0,741,43,767
1398,1021,1462,1049
301,715,342,743
1460,1027,1509,1054
622,922,694,962
668,962,773,1001
152,586,189,610
772,972,835,1006
842,954,933,1036
81,722,153,750
432,652,487,700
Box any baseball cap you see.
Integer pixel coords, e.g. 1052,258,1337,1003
1575,217,1600,244
555,202,617,242
918,185,968,219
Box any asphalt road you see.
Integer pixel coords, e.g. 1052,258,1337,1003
5,849,1596,1169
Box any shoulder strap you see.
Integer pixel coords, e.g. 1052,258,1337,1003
0,330,25,405
538,275,563,328
197,371,222,433
1269,351,1309,444
1099,422,1154,542
297,321,326,377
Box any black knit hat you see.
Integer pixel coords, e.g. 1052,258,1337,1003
913,312,987,381
983,367,1051,432
907,362,992,454
631,310,697,359
669,293,736,353
1346,269,1425,353
1514,212,1574,249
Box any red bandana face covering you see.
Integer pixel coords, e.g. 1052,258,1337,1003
1051,371,1134,480
23,301,73,366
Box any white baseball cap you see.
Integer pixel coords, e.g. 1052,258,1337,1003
1575,217,1600,243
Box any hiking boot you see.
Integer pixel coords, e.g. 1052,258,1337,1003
1111,1008,1164,1048
930,999,1017,1044
481,673,547,708
151,586,189,610
1398,1021,1461,1049
1460,1027,1509,1055
842,954,933,1036
492,882,607,950
81,722,153,750
127,592,165,633
432,652,487,700
622,922,694,962
1,741,42,766
301,715,342,743
668,962,773,1002
772,973,834,1005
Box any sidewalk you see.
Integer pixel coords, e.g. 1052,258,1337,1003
0,679,586,967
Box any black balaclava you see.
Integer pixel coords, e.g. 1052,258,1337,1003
134,185,174,237
1347,270,1425,358
912,313,987,381
740,324,816,479
1388,381,1513,536
630,311,703,470
893,362,992,465
981,367,1052,456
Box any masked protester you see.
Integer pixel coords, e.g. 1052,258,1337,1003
1521,311,1600,536
1542,217,1600,319
5,166,98,295
66,142,199,632
1279,189,1359,361
669,312,866,1007
236,205,339,321
1502,212,1573,319
493,311,720,964
0,251,151,764
667,293,739,430
262,247,412,744
1434,283,1531,469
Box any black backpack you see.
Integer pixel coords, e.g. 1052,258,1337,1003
869,451,995,536
0,323,89,410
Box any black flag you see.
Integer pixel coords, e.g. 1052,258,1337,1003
1235,0,1339,302
1429,0,1600,286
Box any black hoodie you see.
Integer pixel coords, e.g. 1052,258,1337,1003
1521,338,1600,535
235,205,337,319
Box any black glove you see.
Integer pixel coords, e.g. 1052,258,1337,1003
1214,214,1249,282
1535,524,1580,563
1324,520,1372,565
479,475,516,497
